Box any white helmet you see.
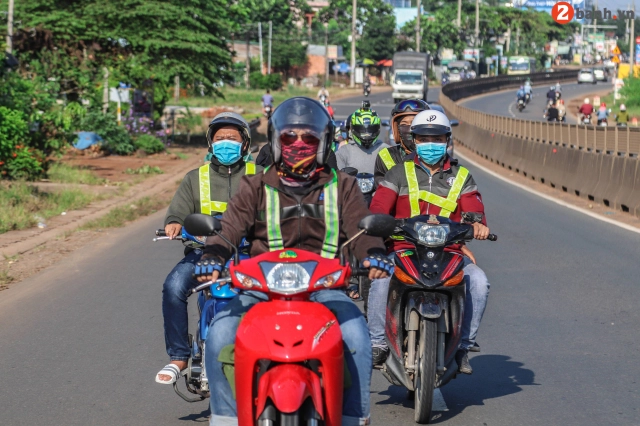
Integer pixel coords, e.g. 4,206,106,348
584,98,590,104
620,104,626,111
410,110,452,140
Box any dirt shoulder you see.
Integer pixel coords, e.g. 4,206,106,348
0,145,207,290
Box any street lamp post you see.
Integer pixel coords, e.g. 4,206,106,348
350,0,357,88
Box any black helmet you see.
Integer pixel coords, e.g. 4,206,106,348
206,112,251,154
390,99,430,152
350,108,381,148
269,97,334,171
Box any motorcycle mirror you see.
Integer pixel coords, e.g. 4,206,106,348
450,119,459,127
184,214,221,236
381,120,390,127
358,214,396,238
341,167,358,177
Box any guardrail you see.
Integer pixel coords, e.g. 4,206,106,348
440,70,640,217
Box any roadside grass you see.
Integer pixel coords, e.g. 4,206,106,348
125,165,164,175
174,86,363,112
47,163,106,185
0,182,96,234
599,92,640,121
80,195,168,231
175,152,189,160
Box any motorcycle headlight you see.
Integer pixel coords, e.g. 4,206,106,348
413,223,450,247
260,262,316,295
314,270,343,288
357,177,374,194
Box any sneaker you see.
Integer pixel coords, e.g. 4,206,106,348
372,346,389,365
469,342,481,353
455,350,473,375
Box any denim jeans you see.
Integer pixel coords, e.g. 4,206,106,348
162,250,202,361
205,290,372,426
367,257,490,351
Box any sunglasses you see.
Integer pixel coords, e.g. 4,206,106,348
279,132,321,145
395,99,427,113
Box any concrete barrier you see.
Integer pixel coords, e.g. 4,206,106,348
443,72,640,218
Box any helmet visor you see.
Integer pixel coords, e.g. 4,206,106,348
395,99,428,113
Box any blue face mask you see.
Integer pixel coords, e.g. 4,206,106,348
211,140,243,165
416,142,447,165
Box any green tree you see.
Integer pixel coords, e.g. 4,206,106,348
359,1,397,61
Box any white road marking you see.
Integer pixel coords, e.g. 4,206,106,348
456,152,640,235
508,101,516,118
432,388,449,411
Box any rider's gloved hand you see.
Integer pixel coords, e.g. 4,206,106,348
194,254,224,283
362,254,395,280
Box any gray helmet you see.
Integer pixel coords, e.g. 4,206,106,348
206,112,251,154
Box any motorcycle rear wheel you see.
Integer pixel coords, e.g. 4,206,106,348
414,318,437,424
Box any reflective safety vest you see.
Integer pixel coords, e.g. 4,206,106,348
405,162,469,218
265,170,340,259
379,147,396,170
198,163,256,215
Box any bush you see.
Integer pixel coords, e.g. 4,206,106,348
620,77,640,108
0,106,45,180
80,111,135,155
134,135,165,154
249,72,283,90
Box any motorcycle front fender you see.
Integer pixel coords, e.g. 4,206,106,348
404,291,449,327
255,364,325,420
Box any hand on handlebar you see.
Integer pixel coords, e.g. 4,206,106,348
472,222,490,240
165,223,182,240
362,254,395,280
194,254,224,283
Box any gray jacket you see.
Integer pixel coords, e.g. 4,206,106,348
335,139,386,174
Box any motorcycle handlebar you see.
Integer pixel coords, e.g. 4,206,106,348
352,268,369,277
191,277,232,294
155,229,167,236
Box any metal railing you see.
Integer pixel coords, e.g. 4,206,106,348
440,71,640,157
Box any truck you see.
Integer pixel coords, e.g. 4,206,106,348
445,60,474,82
391,51,430,103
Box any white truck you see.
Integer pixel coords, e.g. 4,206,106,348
391,52,430,103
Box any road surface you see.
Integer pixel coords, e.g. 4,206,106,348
1,88,638,426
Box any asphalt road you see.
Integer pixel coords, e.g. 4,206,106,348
461,81,614,124
1,88,639,425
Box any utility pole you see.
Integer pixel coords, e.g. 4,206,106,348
245,27,251,89
258,22,264,75
102,68,109,114
324,23,329,86
416,0,421,52
457,0,462,28
6,0,14,54
516,24,520,55
174,75,180,102
506,26,511,54
350,0,357,88
630,3,636,73
625,3,630,44
268,21,272,75
475,0,480,69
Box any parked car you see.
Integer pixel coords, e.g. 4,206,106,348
577,68,596,84
593,68,608,82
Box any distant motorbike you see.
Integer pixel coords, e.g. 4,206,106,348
380,213,496,424
517,97,526,112
319,94,328,104
264,105,273,120
153,226,249,403
581,114,592,125
524,93,531,104
363,83,371,97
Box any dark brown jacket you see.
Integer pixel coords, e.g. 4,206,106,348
204,167,386,262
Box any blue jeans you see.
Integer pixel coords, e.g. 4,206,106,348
368,257,490,351
205,290,372,426
162,250,202,361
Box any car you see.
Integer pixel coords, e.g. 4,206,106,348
577,68,596,84
593,68,608,82
382,103,458,145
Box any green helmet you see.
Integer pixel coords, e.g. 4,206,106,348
350,108,381,148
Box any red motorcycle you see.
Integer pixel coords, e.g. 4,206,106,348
185,213,395,426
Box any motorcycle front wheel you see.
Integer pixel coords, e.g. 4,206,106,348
414,318,437,424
